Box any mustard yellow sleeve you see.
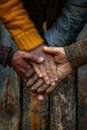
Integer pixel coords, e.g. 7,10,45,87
0,0,44,51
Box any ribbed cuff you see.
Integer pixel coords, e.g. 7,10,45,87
14,28,44,51
64,41,87,70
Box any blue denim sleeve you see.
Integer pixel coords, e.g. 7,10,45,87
45,0,87,47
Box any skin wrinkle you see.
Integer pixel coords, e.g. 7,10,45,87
31,79,44,91
26,74,38,87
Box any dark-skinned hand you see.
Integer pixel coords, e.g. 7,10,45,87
30,44,58,86
26,46,73,100
11,50,43,83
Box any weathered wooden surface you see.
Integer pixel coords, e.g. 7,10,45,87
78,65,87,130
21,74,76,130
0,24,21,130
76,24,87,130
0,23,78,130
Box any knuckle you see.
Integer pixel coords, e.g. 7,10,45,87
43,73,47,77
26,69,35,77
47,71,51,75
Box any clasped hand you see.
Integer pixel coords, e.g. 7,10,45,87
11,45,73,100
26,46,73,100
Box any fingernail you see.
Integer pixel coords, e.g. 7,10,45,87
38,57,44,62
38,95,44,100
55,77,58,81
51,82,55,86
46,80,50,84
39,74,43,77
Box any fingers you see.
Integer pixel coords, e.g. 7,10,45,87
32,61,50,84
39,64,50,84
49,57,58,81
30,79,44,92
26,68,35,78
43,46,58,55
31,61,56,86
30,92,45,101
26,74,38,87
45,85,56,94
31,62,42,77
37,84,49,93
45,79,60,94
23,52,44,63
43,60,55,85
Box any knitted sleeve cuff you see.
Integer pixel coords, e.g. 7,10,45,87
14,28,44,51
64,39,87,70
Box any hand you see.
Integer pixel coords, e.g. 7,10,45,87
26,46,73,99
42,46,73,94
30,44,58,86
26,73,48,100
43,46,68,64
11,50,43,83
26,62,72,96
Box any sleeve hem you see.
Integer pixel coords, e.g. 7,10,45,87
14,28,44,51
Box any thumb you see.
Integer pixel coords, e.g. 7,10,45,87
23,53,44,63
43,46,58,55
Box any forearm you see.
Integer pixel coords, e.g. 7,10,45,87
45,0,87,47
64,36,87,70
0,45,14,67
0,0,44,51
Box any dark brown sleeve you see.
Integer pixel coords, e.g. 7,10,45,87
64,37,87,70
0,44,14,67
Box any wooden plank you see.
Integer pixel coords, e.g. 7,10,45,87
21,83,49,130
78,65,87,130
0,24,21,130
50,74,76,130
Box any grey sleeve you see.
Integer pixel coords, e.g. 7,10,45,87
45,0,87,47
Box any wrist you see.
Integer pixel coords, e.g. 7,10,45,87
0,46,14,67
31,42,48,52
55,47,69,63
6,48,15,66
60,47,68,61
64,41,87,70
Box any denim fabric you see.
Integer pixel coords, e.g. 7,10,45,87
45,0,87,47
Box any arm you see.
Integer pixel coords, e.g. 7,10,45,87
45,0,87,47
0,44,43,83
29,37,87,96
64,36,87,70
0,0,58,85
0,0,44,51
41,37,87,94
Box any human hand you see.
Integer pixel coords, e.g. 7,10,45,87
42,46,73,94
30,44,58,86
26,73,48,100
26,62,72,96
11,50,43,83
26,46,73,99
43,46,68,64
